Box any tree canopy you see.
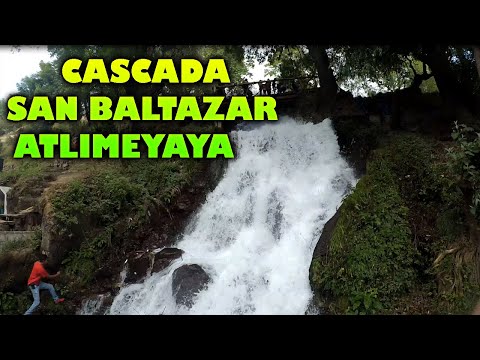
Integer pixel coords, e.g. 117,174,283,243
3,44,480,128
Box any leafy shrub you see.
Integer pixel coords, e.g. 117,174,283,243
447,122,480,217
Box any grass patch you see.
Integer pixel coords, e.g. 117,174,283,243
0,159,53,193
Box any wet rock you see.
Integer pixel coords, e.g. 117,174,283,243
172,264,210,307
152,247,184,274
309,206,343,295
311,206,343,260
124,252,151,284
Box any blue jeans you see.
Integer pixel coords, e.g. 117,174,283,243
24,282,59,315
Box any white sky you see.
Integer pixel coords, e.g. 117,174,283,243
248,59,269,82
0,46,269,100
0,45,53,99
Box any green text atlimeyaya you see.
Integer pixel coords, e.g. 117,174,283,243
13,134,234,159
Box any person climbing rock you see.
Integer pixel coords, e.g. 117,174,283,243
24,254,64,315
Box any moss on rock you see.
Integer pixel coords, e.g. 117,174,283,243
311,132,480,314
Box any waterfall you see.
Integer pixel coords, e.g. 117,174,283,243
108,116,357,315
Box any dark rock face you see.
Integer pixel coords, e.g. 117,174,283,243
309,206,343,295
152,248,184,274
0,248,37,293
172,264,210,308
124,253,151,284
124,247,186,284
331,115,377,178
16,211,42,231
311,206,342,260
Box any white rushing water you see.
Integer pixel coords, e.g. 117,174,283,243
108,116,357,315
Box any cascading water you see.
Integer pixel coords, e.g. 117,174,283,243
108,116,357,315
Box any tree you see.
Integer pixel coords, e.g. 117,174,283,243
16,61,62,97
473,47,480,81
264,46,316,79
306,45,337,95
245,45,339,114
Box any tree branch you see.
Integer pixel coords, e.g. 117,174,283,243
278,46,285,61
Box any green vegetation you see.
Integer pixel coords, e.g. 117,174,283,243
0,159,53,193
51,158,201,288
0,289,74,315
312,132,480,314
311,140,418,314
447,122,480,218
333,116,383,160
0,89,210,313
0,229,43,315
0,291,30,315
0,127,206,315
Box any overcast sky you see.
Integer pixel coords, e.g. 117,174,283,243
0,45,53,99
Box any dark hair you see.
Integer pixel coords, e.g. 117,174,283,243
39,253,48,262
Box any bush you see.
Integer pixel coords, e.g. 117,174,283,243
0,159,52,193
124,158,199,204
62,228,113,285
51,158,200,289
0,291,30,315
333,116,383,159
447,122,480,218
373,134,465,261
311,132,480,314
51,168,145,285
51,168,145,234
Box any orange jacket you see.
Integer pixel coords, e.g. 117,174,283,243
27,261,49,286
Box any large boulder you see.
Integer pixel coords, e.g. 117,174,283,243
152,248,184,274
308,206,343,314
124,252,151,284
123,247,185,284
0,248,37,292
41,201,82,268
172,264,210,307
